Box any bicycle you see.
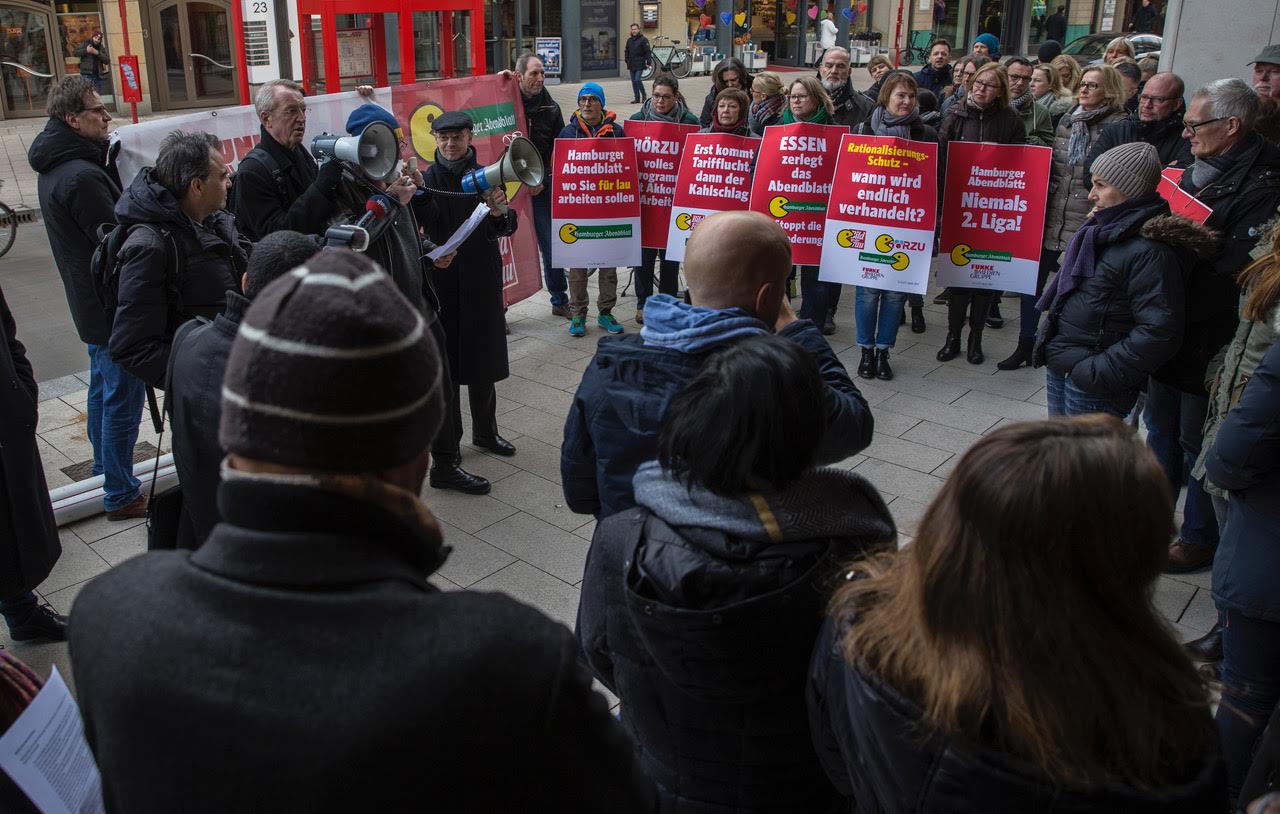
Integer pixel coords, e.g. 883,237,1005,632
901,29,934,66
0,180,17,259
641,36,692,80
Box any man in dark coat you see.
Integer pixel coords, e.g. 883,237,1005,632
819,47,876,128
1130,0,1158,33
231,78,345,240
69,249,655,814
415,110,518,494
562,210,874,519
1158,78,1280,574
625,23,652,104
110,131,249,389
1045,6,1067,43
514,54,568,316
914,39,954,97
74,29,109,92
166,231,320,545
0,284,66,642
29,75,147,520
1086,71,1194,186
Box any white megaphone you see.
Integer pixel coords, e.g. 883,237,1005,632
460,136,545,212
310,120,400,182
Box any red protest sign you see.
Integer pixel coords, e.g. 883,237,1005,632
665,132,759,261
627,120,698,249
117,56,142,104
936,141,1053,295
1158,168,1212,225
549,138,642,267
748,122,844,266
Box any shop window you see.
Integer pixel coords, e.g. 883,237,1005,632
55,3,113,98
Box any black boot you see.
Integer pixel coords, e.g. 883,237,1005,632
822,312,837,336
933,288,951,305
997,336,1034,370
967,331,984,365
429,457,491,495
875,348,894,380
857,347,876,379
985,298,1005,329
1184,621,1224,662
936,331,962,361
910,306,926,333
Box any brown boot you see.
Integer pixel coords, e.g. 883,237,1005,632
106,493,149,521
1165,538,1216,573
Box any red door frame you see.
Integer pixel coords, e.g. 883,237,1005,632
295,0,485,94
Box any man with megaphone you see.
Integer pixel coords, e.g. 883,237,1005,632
415,110,521,493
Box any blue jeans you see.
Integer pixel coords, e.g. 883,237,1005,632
634,247,679,307
87,344,146,511
630,69,646,100
1144,379,1218,548
0,591,36,629
531,188,566,306
855,287,905,349
1045,368,1135,418
1217,609,1280,804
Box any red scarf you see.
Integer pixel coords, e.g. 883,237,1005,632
576,111,618,137
709,114,747,134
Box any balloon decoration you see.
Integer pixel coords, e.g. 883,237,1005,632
694,0,706,7
857,0,868,12
842,6,853,19
734,11,747,26
720,10,732,25
785,10,797,23
807,5,818,18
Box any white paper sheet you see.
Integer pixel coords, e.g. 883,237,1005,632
426,202,491,260
0,667,105,814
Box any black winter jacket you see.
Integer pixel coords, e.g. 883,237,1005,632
580,468,896,814
108,169,249,387
561,319,873,519
69,476,656,813
231,127,341,240
28,117,122,346
625,33,652,71
699,59,750,128
1155,134,1280,394
807,616,1228,813
74,36,109,76
1084,112,1194,188
521,87,565,173
913,63,952,97
1037,200,1216,398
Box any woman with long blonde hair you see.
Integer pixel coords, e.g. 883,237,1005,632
1052,53,1082,94
1032,62,1074,123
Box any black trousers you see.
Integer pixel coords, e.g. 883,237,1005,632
634,247,679,306
947,289,995,335
432,381,499,462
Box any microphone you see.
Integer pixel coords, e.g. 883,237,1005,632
323,193,396,252
353,193,395,230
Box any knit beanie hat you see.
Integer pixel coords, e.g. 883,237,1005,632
1091,141,1162,200
974,33,1001,58
345,103,405,141
1037,40,1062,65
219,249,446,471
579,81,606,106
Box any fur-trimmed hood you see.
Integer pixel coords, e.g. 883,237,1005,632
1139,213,1220,260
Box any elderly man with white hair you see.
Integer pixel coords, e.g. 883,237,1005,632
817,46,876,127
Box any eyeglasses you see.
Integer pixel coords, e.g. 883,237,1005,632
1078,81,1101,90
1138,93,1180,104
789,92,810,100
79,104,108,117
1009,73,1033,83
652,92,675,101
280,104,306,117
971,79,1000,91
1183,116,1226,135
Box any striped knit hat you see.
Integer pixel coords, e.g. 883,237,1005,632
219,249,446,471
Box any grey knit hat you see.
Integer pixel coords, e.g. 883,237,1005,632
1090,141,1162,200
219,249,446,471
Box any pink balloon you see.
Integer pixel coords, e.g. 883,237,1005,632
807,5,818,18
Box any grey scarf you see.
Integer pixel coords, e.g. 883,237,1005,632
1010,87,1035,112
433,146,475,175
639,97,690,123
1065,105,1115,165
870,106,921,139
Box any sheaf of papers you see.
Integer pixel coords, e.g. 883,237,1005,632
427,202,490,260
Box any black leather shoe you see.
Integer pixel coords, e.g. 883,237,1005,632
933,289,950,305
937,331,961,362
8,604,67,642
1184,621,1223,662
821,313,837,336
429,463,491,495
985,301,1005,329
857,347,876,379
966,332,984,365
473,435,516,456
875,349,894,381
910,306,926,334
1166,538,1216,573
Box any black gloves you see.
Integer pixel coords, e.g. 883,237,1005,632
316,159,345,193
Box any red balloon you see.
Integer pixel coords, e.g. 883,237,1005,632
857,0,867,11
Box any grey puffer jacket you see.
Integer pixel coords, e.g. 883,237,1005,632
1042,107,1129,252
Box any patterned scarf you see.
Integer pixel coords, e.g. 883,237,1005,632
1010,86,1036,112
575,110,619,137
750,93,786,126
870,106,921,138
1065,104,1116,164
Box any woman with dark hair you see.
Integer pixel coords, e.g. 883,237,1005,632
699,57,750,128
935,62,1025,365
580,334,895,814
852,72,938,378
700,87,751,136
810,415,1227,812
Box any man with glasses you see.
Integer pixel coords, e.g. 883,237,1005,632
232,78,346,241
1154,78,1280,577
1086,72,1193,185
1006,56,1053,147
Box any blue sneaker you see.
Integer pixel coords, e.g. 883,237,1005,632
597,313,623,334
569,316,586,337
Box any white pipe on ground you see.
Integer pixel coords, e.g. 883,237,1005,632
50,454,180,527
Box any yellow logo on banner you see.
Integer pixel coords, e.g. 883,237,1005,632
836,229,858,248
950,243,971,266
768,196,790,218
888,252,910,270
559,223,579,243
675,212,695,231
409,102,446,162
874,234,894,253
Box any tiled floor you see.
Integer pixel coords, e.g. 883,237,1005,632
13,277,1219,696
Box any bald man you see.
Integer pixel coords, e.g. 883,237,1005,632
561,211,873,518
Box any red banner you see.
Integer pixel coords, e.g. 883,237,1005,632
748,122,844,266
549,138,642,267
117,56,142,104
626,120,699,249
1157,167,1212,225
665,132,759,261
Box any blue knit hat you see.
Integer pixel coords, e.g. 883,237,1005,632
974,33,1001,59
578,81,606,106
345,103,404,140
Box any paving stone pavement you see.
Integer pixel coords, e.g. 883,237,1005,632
14,276,1220,695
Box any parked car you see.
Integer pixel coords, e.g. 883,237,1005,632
1062,33,1162,65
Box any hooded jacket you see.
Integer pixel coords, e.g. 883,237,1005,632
562,295,873,518
1036,201,1218,398
807,616,1228,813
28,116,122,346
74,36,109,77
579,463,896,813
557,111,627,139
108,169,249,387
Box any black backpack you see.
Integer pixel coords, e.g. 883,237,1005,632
89,222,182,332
228,145,288,233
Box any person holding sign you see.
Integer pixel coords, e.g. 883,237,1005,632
850,73,940,380
701,88,752,136
556,83,628,337
749,72,787,136
936,62,1026,365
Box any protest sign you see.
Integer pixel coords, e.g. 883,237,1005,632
1158,168,1213,225
550,138,642,267
113,76,544,305
936,142,1052,296
818,134,939,294
748,122,844,266
665,133,759,262
627,120,699,249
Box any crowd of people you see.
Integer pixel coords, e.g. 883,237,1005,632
0,30,1274,814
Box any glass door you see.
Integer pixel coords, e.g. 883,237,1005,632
0,3,57,118
148,0,238,110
